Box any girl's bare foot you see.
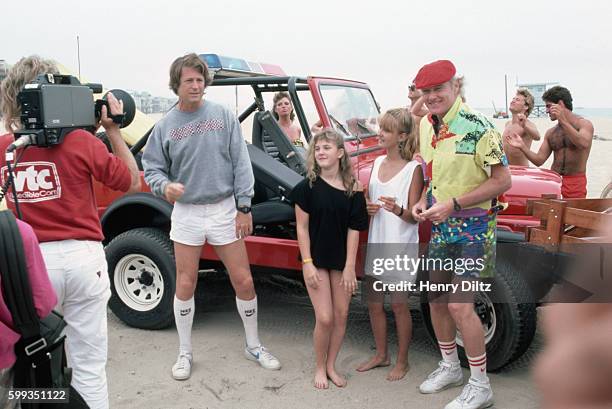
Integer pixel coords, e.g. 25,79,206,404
386,361,409,381
356,354,390,372
327,367,347,387
314,368,329,389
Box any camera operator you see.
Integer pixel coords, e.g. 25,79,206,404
0,55,141,409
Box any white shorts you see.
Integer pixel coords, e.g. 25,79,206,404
170,196,238,246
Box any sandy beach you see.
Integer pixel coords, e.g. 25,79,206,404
1,107,606,409
107,272,541,409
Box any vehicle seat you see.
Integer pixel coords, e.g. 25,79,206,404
252,111,307,176
247,144,303,225
252,200,295,225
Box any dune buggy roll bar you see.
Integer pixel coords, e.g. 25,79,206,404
211,76,313,141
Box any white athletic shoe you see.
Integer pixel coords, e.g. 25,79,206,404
444,377,494,409
419,360,463,394
172,352,193,380
244,345,281,370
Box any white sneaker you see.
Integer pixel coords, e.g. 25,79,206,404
419,360,463,394
171,353,192,380
244,345,281,370
444,377,494,409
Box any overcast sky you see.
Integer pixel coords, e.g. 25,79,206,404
2,0,611,111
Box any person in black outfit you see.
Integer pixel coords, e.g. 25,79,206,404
290,129,368,389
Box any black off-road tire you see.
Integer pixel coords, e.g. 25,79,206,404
105,228,176,329
420,260,537,372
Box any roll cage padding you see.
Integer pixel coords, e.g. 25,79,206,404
252,111,307,176
247,144,303,201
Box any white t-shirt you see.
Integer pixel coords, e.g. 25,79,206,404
366,155,420,281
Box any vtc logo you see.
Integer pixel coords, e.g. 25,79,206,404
1,162,61,203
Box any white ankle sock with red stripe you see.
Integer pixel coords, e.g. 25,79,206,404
438,340,459,364
467,353,488,382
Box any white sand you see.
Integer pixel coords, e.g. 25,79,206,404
106,276,541,408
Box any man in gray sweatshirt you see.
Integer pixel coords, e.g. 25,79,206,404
143,53,281,381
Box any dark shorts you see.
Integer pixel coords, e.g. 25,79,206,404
428,213,497,278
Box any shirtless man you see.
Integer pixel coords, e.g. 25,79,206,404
505,86,593,198
502,89,541,166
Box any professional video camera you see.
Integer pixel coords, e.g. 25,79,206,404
10,73,135,151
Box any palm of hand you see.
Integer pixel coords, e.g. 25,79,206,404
506,133,523,148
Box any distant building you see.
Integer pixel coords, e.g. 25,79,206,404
517,82,559,117
127,89,176,114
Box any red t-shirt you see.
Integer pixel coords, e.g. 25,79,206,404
0,130,131,242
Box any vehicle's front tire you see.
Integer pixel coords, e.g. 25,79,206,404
106,228,176,329
420,259,537,372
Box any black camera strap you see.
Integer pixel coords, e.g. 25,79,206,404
0,210,43,349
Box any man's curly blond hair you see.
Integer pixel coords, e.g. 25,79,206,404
0,55,59,132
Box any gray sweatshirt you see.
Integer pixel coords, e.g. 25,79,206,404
142,101,254,207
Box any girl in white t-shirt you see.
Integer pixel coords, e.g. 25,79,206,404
356,108,423,381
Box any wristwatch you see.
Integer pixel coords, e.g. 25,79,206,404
452,197,462,212
237,205,252,214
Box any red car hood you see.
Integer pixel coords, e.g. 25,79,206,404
503,166,561,214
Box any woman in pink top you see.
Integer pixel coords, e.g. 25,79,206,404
0,214,57,406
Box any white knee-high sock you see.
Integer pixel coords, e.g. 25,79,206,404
236,296,261,349
174,295,194,355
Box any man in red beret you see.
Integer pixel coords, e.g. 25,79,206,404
411,60,511,409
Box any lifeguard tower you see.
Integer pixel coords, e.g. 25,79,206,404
517,82,558,117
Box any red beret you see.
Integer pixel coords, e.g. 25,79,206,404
413,60,456,89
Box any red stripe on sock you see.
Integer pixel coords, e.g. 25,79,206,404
439,343,457,350
468,358,487,366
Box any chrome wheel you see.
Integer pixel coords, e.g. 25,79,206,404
114,254,165,312
456,292,497,346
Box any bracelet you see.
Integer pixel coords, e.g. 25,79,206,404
396,206,404,217
302,258,313,265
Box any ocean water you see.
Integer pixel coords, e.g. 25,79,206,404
574,108,612,119
477,107,612,119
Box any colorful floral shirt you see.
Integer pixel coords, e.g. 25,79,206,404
419,96,508,215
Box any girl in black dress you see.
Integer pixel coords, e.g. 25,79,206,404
290,129,368,389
